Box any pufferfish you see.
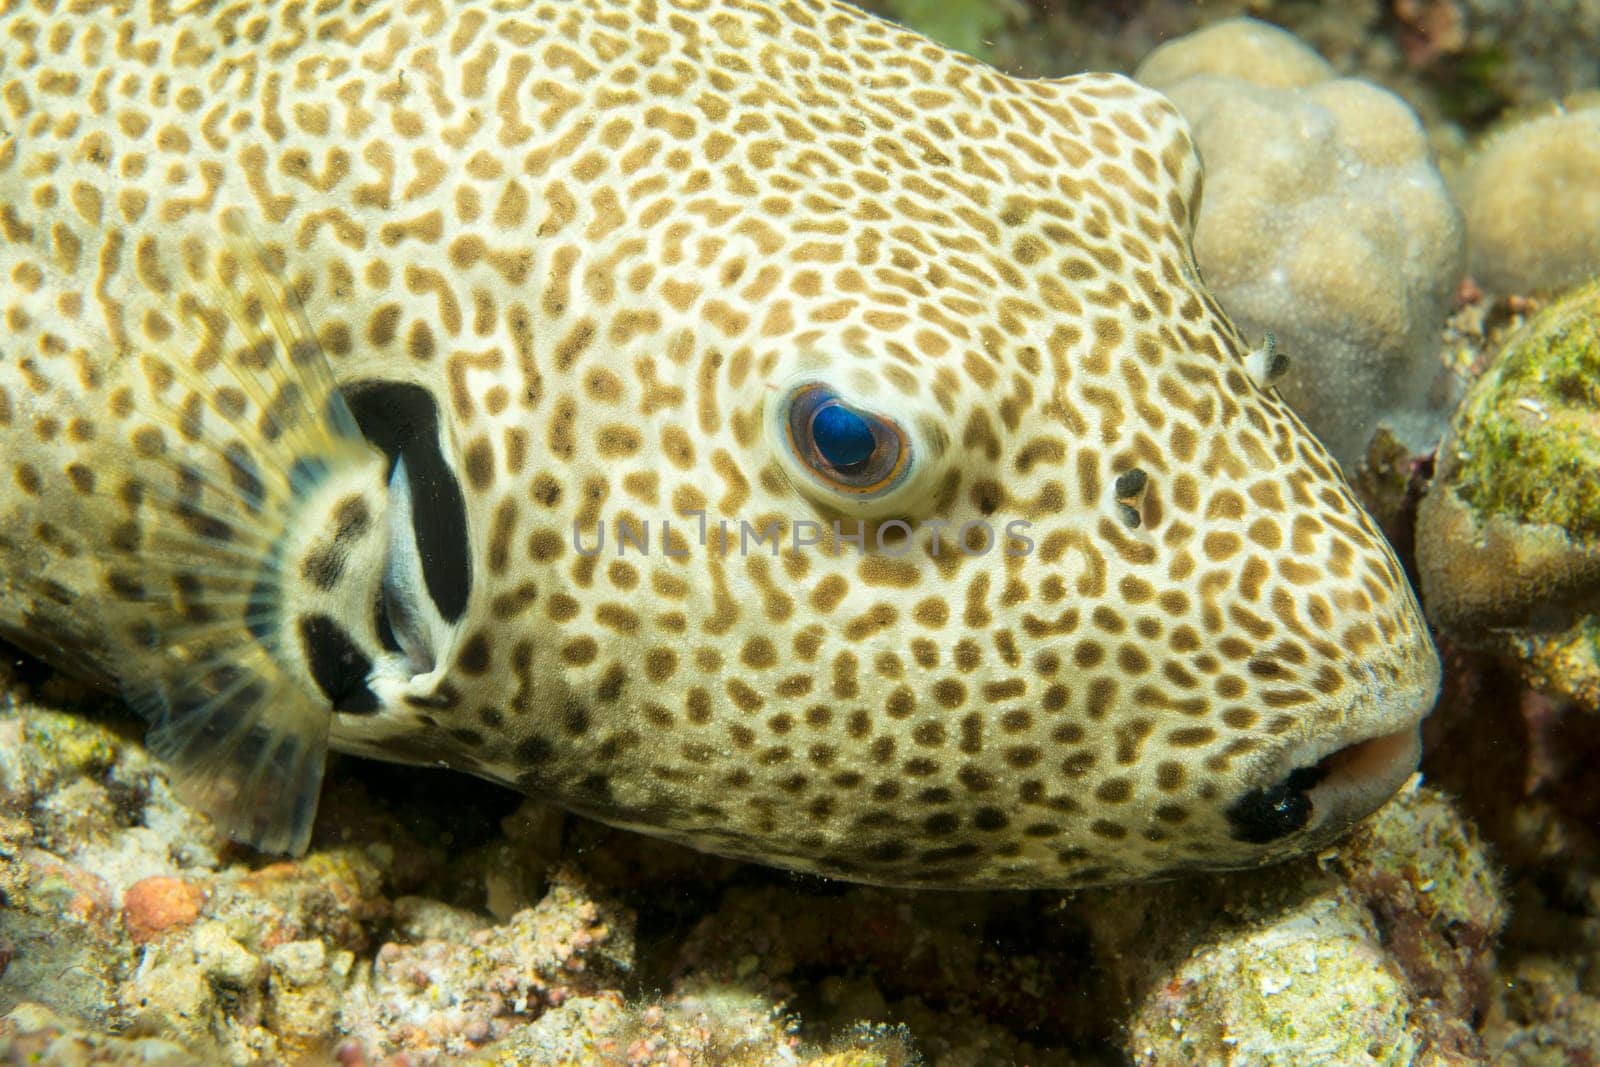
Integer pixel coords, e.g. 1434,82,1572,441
0,0,1440,888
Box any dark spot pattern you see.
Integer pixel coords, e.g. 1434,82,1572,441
0,0,1438,890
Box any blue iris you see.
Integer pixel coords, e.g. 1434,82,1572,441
811,402,876,470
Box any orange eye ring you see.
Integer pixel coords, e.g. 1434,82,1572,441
782,382,911,498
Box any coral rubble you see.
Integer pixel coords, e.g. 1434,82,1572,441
1138,17,1466,467
1460,100,1600,297
0,672,1521,1064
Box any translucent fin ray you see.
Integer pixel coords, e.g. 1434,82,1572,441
84,219,383,855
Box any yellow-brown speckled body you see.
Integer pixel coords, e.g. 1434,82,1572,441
0,0,1439,886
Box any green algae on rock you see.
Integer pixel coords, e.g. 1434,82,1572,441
1440,282,1600,537
1417,279,1600,708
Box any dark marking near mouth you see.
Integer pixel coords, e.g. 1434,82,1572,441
298,612,379,713
1226,764,1325,844
344,381,471,623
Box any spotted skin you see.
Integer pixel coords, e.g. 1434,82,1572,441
0,0,1439,887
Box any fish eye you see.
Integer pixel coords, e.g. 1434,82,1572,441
783,382,910,497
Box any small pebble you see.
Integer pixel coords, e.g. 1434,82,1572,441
122,876,205,944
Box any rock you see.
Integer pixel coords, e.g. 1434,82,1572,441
1137,17,1465,467
266,939,345,1055
1486,953,1600,1064
190,920,263,990
122,877,206,945
335,865,634,1061
390,896,492,944
1338,783,1505,1032
1,849,127,1029
1137,16,1335,89
1417,278,1600,707
1079,783,1502,1065
1460,100,1600,296
0,1001,198,1066
1125,888,1422,1065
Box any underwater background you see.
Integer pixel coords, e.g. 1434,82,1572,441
3,0,1600,1062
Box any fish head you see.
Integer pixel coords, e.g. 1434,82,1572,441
366,72,1442,887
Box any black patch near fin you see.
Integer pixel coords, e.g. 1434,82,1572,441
298,613,380,713
344,381,472,623
100,217,386,855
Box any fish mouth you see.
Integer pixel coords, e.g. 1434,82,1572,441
1300,725,1421,826
1226,689,1432,847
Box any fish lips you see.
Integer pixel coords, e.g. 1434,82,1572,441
1225,672,1438,849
